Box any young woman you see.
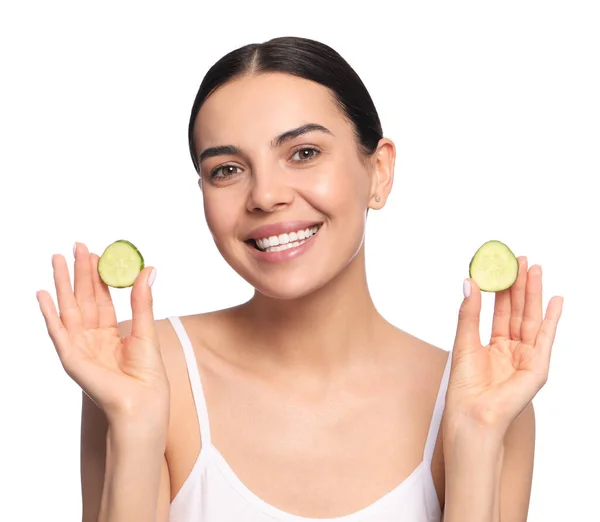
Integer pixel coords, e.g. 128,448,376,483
37,37,563,522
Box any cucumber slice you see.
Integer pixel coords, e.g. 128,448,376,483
97,240,144,288
469,240,518,292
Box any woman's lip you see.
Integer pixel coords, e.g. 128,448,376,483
246,227,320,264
245,220,323,241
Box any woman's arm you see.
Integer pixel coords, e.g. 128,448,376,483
99,423,170,522
39,246,173,522
80,317,172,522
442,403,536,522
81,391,172,522
442,417,504,522
441,258,562,521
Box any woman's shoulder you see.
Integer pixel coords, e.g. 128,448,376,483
381,322,450,390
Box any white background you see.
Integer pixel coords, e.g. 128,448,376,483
1,1,598,520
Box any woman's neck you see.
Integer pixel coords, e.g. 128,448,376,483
235,248,386,376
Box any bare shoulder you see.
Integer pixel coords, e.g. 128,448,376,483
500,402,536,517
380,324,451,505
383,322,450,387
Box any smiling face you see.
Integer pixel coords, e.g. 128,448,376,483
192,72,394,299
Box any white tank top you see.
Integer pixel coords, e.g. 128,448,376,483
167,316,451,522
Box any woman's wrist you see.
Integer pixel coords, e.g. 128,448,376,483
442,419,505,468
442,405,508,444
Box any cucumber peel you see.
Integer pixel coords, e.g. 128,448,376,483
469,240,518,292
97,240,144,288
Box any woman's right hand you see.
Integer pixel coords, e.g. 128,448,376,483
37,242,170,434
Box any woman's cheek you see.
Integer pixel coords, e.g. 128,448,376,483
203,193,236,243
312,163,370,210
303,164,350,205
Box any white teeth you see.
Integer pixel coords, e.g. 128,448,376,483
254,225,321,252
264,240,305,253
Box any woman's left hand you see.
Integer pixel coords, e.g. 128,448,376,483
446,256,564,435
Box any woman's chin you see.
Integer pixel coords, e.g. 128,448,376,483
251,277,327,301
222,237,362,302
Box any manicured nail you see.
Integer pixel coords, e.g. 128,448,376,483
73,243,78,258
463,279,471,298
148,268,157,288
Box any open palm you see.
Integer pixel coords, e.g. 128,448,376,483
447,256,564,431
37,243,169,427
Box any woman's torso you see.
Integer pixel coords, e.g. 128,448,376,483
155,310,450,521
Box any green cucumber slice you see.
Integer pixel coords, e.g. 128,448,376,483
97,240,144,288
469,240,518,292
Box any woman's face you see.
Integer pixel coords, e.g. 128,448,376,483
192,72,393,299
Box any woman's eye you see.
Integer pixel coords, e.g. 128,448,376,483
291,147,320,162
211,165,243,179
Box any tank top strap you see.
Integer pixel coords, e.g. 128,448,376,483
167,316,212,447
423,351,452,464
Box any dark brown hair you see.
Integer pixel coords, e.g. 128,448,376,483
188,36,383,172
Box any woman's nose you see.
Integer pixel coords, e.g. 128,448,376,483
246,165,295,213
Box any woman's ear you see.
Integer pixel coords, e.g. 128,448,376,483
368,138,395,209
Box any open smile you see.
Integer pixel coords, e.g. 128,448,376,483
244,222,323,263
251,224,321,252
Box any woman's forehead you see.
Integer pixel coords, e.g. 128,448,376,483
194,73,346,146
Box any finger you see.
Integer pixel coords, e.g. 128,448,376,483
130,267,157,343
37,289,72,360
74,243,99,329
454,278,482,354
53,254,83,332
510,256,529,341
90,253,118,329
535,296,564,360
490,287,511,342
521,265,543,346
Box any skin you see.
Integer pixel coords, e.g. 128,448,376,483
37,72,563,522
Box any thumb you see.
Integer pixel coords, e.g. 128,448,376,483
130,266,157,343
454,278,482,353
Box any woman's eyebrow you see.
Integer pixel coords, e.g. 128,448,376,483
272,123,333,147
198,123,333,164
198,145,242,163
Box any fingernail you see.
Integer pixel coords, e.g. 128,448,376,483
463,279,471,299
148,268,157,288
73,242,77,258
